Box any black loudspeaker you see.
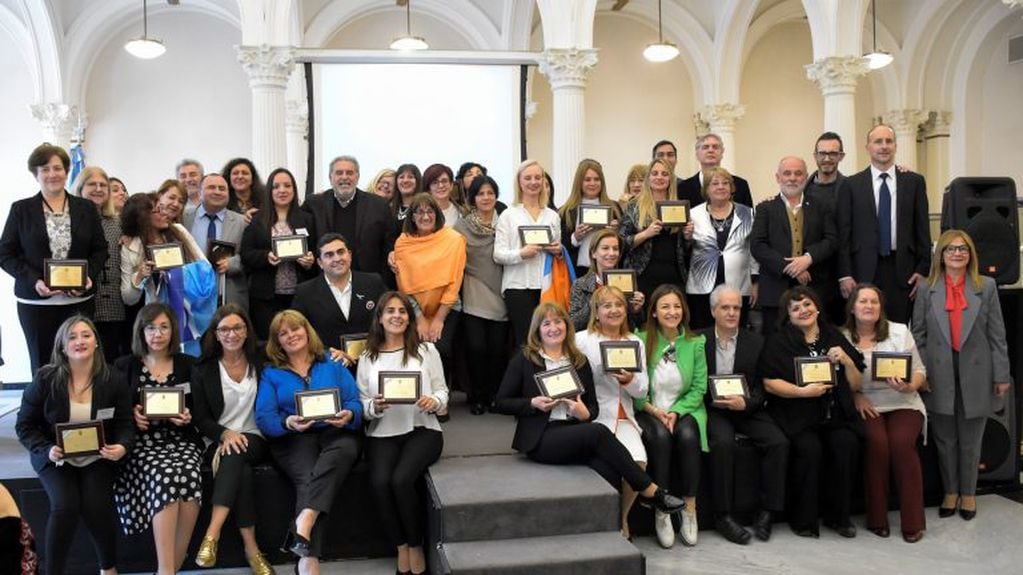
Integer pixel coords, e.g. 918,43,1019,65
941,177,1020,285
979,379,1018,482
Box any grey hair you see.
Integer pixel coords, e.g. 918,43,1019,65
695,133,724,151
175,158,204,175
329,155,360,174
709,284,741,309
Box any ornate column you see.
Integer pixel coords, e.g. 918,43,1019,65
883,109,929,171
805,56,870,170
538,48,598,206
29,103,79,149
697,103,746,173
285,99,309,199
922,111,952,207
237,44,295,173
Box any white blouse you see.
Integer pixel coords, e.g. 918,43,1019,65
218,363,262,437
493,205,561,292
357,343,449,438
575,331,648,434
846,322,928,432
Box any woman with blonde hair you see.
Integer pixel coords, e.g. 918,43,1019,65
558,159,623,277
368,168,397,201
568,229,645,331
619,164,647,210
156,179,187,224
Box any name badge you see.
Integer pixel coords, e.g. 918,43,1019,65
296,228,310,237
96,407,115,420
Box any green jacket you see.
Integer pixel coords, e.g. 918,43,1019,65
634,329,708,451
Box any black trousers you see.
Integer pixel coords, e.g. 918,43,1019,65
788,423,860,530
503,289,540,348
251,293,294,342
529,421,653,493
37,461,118,574
706,408,789,515
462,313,509,407
873,252,911,324
18,301,91,373
269,427,361,557
207,433,268,528
367,428,444,547
636,411,701,497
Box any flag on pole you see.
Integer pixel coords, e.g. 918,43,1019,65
69,142,85,188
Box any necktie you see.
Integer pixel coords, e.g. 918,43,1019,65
206,213,217,242
878,173,891,257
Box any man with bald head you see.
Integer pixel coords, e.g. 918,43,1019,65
837,124,930,323
751,156,837,333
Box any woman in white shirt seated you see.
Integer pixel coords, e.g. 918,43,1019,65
357,291,448,575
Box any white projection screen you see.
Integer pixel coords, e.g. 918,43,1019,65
309,63,525,205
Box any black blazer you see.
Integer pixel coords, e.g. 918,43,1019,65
291,271,387,349
493,353,599,454
240,209,318,300
0,192,108,299
302,190,397,276
112,353,201,445
191,353,267,443
699,327,766,413
15,367,134,473
750,193,836,309
678,173,754,209
836,167,931,284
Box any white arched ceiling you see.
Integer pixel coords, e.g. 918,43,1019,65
714,0,760,103
743,0,806,69
505,0,535,50
801,0,868,59
898,0,957,107
238,0,295,45
23,0,63,102
535,0,597,49
0,4,37,98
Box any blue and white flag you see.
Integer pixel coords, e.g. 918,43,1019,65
69,142,85,188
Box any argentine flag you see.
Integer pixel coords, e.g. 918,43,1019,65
69,142,85,188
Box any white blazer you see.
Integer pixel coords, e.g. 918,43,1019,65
686,202,758,295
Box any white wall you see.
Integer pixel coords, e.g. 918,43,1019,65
980,24,1023,190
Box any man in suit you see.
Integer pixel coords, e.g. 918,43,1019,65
751,156,837,332
837,124,931,323
186,173,249,311
700,285,788,544
655,135,754,208
292,233,387,357
302,155,396,281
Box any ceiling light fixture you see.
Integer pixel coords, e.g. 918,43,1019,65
124,0,166,59
643,0,679,62
390,0,428,51
864,0,893,70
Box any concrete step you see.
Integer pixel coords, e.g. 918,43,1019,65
438,531,644,575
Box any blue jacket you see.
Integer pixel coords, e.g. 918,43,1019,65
256,359,363,438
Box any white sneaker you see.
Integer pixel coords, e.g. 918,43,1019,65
680,509,698,546
654,510,675,549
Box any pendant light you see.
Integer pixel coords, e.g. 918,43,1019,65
124,0,166,59
390,0,428,51
643,0,679,63
864,0,893,70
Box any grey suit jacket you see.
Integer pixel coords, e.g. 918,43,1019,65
183,207,249,311
911,274,1010,418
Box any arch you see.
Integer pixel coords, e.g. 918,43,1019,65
21,0,63,103
900,0,962,107
505,0,535,51
743,0,807,70
801,0,868,59
713,0,759,103
0,4,37,99
535,0,598,49
861,23,902,113
238,0,295,45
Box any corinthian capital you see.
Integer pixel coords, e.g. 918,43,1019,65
805,56,870,95
882,109,929,137
237,44,295,89
538,48,599,90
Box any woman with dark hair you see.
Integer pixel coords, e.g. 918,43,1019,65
760,286,864,538
16,315,132,575
422,164,464,227
221,157,265,223
112,303,202,574
0,142,108,372
391,164,422,223
255,310,362,575
558,159,623,277
191,305,273,573
156,179,187,224
842,284,927,542
453,175,509,414
455,161,486,208
240,168,317,340
913,230,1010,520
357,292,447,575
568,229,645,331
109,177,128,213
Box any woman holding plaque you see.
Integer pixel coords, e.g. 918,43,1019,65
112,303,202,574
912,230,1010,520
255,309,362,574
241,168,317,341
190,304,274,573
15,315,133,575
494,302,686,534
558,159,623,277
0,142,108,373
620,158,694,300
842,284,927,542
356,292,447,575
494,159,563,347
685,168,757,331
391,164,423,223
222,157,265,223
569,229,646,331
453,175,509,415
634,285,707,547
575,285,651,540
72,166,129,361
760,286,864,538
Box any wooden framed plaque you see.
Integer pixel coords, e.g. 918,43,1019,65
340,333,368,359
793,356,836,387
148,242,185,270
56,420,105,457
601,269,638,297
207,240,237,263
599,340,643,373
379,372,422,404
577,205,612,228
655,200,691,226
272,235,308,261
294,389,341,421
518,226,554,246
709,374,750,401
533,365,584,400
43,258,88,290
871,351,912,381
142,387,185,419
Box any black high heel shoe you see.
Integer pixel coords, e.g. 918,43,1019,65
938,497,959,518
282,531,311,558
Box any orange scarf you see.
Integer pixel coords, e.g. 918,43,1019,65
394,228,466,311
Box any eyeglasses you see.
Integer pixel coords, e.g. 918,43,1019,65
430,178,452,187
144,325,171,335
413,210,435,218
216,325,247,336
814,151,845,159
944,245,970,254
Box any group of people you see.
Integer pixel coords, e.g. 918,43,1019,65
0,122,1011,574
